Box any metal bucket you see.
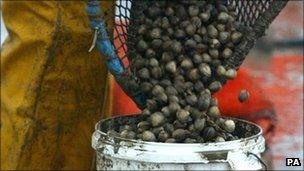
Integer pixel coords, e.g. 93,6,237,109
92,115,265,170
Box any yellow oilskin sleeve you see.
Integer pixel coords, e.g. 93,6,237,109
1,1,114,170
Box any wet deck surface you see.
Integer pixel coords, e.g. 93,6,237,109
245,54,303,170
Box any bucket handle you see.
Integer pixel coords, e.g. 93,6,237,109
247,152,267,171
227,150,267,170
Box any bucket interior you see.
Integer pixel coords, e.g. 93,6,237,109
98,115,261,141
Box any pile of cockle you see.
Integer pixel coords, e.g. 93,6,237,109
108,1,249,143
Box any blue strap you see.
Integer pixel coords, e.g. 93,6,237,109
86,0,146,108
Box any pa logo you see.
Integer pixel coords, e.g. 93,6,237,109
286,158,301,166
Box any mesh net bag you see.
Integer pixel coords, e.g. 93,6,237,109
86,0,288,144
113,0,287,68
111,0,287,108
87,0,288,108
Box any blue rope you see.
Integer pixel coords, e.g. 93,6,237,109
86,0,146,108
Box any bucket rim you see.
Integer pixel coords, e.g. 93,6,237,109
93,114,263,147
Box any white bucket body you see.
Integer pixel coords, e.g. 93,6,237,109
92,116,265,170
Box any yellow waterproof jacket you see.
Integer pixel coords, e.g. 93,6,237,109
1,1,114,170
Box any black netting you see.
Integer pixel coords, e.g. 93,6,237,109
228,0,273,26
92,1,287,142
108,0,287,105
113,0,283,75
